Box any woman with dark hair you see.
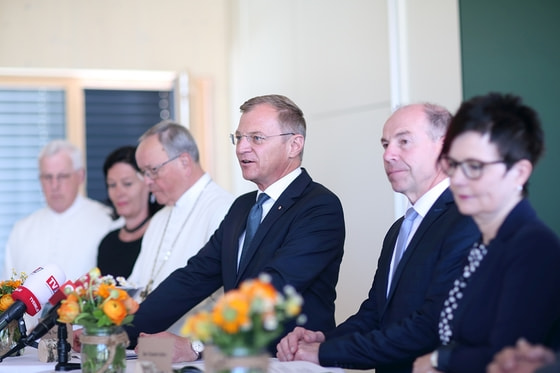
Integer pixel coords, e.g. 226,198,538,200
97,146,162,277
413,93,560,373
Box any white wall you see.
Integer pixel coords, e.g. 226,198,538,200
0,0,462,330
230,0,462,324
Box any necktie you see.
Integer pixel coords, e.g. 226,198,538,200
389,207,418,285
239,193,270,270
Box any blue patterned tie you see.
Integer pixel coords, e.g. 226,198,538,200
389,207,418,283
239,193,270,270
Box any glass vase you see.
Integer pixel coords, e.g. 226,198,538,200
0,320,22,357
79,326,129,373
204,345,269,373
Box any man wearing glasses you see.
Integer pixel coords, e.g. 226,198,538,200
129,121,233,334
4,140,113,281
123,94,345,362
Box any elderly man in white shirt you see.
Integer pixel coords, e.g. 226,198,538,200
127,121,234,333
4,139,113,284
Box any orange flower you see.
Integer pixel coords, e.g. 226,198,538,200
0,294,15,312
240,279,277,302
212,290,250,334
58,294,81,323
102,299,127,325
96,283,112,298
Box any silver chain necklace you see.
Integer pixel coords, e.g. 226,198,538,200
140,179,212,300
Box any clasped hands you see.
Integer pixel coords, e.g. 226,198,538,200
276,326,325,364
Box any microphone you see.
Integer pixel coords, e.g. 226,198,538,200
0,264,65,331
22,271,92,345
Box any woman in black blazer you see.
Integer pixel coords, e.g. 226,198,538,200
413,93,560,373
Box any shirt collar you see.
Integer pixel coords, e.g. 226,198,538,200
410,178,450,218
175,173,211,207
256,168,302,203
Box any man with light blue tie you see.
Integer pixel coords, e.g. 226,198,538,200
277,103,480,373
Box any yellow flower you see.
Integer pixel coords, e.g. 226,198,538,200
102,299,128,325
0,294,15,311
182,311,213,341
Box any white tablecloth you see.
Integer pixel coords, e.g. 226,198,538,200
0,347,345,373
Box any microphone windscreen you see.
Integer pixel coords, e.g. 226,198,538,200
12,264,66,316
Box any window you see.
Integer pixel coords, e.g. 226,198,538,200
85,89,175,203
0,70,184,278
0,88,66,276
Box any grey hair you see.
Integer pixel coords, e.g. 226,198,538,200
393,103,452,141
38,139,83,170
139,120,200,163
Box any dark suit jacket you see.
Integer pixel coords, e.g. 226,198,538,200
125,168,345,351
436,199,560,373
318,188,479,372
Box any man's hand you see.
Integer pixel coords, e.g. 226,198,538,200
487,339,556,373
135,331,199,363
276,326,325,361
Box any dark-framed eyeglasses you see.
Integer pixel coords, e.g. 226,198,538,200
440,155,506,180
141,154,181,180
230,132,295,146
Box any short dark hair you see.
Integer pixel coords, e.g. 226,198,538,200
103,145,163,219
441,92,544,195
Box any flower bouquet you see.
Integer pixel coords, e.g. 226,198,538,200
181,274,304,372
57,268,139,373
0,271,27,356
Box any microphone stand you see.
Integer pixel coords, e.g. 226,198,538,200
54,321,80,371
0,316,33,362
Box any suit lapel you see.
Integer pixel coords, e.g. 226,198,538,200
384,189,454,305
235,169,312,284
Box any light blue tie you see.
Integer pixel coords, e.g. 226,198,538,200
239,193,270,270
390,207,418,282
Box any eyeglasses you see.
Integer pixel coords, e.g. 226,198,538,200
230,132,295,146
141,154,180,180
440,155,506,180
39,173,73,183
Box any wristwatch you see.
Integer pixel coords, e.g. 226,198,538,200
430,350,439,369
191,340,204,359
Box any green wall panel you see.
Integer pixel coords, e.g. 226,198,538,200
459,0,560,234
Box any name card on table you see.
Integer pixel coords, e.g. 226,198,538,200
136,336,174,373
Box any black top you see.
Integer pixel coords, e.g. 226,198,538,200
97,229,142,278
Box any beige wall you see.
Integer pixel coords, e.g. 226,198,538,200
0,0,233,188
0,0,461,345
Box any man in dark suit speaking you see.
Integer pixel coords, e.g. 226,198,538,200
124,94,345,361
277,103,479,373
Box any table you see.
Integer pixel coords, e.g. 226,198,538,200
0,347,345,373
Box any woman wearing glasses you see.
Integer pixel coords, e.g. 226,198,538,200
412,93,560,373
97,146,162,277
